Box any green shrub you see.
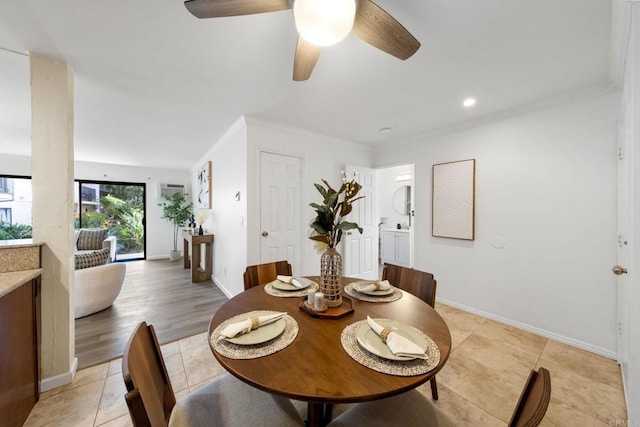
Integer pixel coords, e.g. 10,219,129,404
0,222,33,240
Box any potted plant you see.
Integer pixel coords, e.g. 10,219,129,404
309,171,364,307
161,193,193,261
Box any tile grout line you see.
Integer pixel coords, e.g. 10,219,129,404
440,384,509,426
91,374,109,427
532,337,548,370
453,317,488,351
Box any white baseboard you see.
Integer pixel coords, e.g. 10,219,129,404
438,298,618,360
212,276,233,299
40,357,78,392
620,362,631,420
146,254,170,260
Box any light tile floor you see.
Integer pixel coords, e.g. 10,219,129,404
25,303,627,426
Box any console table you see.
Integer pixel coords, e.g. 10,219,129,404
182,231,214,282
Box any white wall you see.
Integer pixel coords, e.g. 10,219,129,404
373,92,620,357
191,118,248,298
0,153,30,174
245,118,373,279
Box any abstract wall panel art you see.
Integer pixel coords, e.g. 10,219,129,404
432,159,476,240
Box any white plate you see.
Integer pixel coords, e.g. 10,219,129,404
355,319,428,361
272,277,313,291
225,311,286,345
351,281,395,296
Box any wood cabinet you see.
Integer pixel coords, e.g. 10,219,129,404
0,275,40,427
381,230,411,267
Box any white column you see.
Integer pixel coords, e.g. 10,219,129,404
30,52,76,387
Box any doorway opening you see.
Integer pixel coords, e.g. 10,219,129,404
376,164,414,269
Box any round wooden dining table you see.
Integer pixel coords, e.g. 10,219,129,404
208,277,451,427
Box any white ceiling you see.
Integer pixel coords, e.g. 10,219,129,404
0,0,615,170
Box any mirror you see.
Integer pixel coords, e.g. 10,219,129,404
393,185,411,215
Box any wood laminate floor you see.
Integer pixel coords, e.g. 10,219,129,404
75,259,227,369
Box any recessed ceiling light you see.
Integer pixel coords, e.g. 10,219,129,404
379,127,392,134
462,98,476,108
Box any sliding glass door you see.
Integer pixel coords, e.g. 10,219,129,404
75,180,146,261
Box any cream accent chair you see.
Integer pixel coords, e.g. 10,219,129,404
75,228,117,262
74,262,126,319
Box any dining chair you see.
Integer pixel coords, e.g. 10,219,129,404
382,263,439,399
122,321,303,427
329,367,551,427
243,260,293,290
508,367,552,427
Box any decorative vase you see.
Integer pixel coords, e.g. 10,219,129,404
198,225,204,235
320,247,343,307
168,250,181,262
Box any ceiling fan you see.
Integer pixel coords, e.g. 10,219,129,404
184,0,420,81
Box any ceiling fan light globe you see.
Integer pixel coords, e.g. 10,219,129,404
294,0,356,46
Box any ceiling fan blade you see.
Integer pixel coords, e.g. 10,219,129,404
184,0,292,18
352,0,420,60
293,37,321,81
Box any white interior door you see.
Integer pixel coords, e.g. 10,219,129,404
260,152,301,271
616,107,631,366
343,164,378,279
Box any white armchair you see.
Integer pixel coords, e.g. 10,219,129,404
74,262,126,318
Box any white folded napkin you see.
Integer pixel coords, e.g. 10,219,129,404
276,275,305,288
220,312,286,339
356,280,392,293
366,316,428,359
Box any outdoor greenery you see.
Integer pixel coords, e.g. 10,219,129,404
161,192,193,252
0,222,32,240
76,185,145,254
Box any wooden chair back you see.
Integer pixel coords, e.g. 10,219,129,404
122,321,176,427
243,260,293,290
509,367,552,427
382,264,437,307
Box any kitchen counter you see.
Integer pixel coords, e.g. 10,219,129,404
0,240,43,274
0,269,43,298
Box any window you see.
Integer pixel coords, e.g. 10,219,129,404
0,177,13,201
0,208,11,223
81,186,97,202
0,176,32,240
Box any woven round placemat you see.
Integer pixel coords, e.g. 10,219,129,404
210,312,298,359
341,319,440,376
343,283,403,303
264,280,319,298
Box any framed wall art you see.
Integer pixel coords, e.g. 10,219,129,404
432,159,475,240
196,160,211,209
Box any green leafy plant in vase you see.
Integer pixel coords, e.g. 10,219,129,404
309,171,364,307
161,192,193,261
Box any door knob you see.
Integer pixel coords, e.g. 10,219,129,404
612,265,628,275
261,231,269,237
